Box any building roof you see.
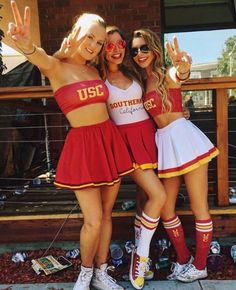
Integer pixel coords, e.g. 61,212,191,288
163,0,236,32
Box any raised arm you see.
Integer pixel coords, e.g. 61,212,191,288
165,36,192,83
7,1,58,74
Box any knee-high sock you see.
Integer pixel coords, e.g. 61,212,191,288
193,218,213,270
162,215,190,264
137,211,159,257
134,214,141,247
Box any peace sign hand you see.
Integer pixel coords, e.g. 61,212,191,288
54,27,86,60
7,1,33,53
166,36,192,74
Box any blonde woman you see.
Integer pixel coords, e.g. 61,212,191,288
130,28,219,284
7,1,135,289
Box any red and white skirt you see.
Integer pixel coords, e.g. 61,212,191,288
155,118,219,178
54,119,134,189
117,119,157,170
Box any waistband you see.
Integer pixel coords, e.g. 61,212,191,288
157,117,187,134
71,118,111,130
116,118,151,129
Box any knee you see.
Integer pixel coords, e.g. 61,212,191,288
84,216,102,233
101,210,112,223
190,203,210,219
153,188,166,208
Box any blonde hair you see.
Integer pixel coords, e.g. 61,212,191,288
131,28,171,112
69,13,106,64
73,13,106,30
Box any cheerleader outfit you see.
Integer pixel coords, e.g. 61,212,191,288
54,79,134,189
143,88,219,178
106,79,157,170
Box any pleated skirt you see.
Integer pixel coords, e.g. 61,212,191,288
155,118,219,178
54,119,134,189
117,119,157,170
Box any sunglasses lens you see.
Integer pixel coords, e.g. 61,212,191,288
117,40,126,48
106,40,126,52
130,45,149,57
130,48,138,57
106,42,115,52
141,45,149,53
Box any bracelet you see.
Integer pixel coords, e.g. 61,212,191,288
22,45,37,55
177,69,190,75
176,70,190,82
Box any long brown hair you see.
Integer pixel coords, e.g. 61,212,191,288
98,26,141,85
130,28,171,112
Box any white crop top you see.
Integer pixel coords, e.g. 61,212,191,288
105,79,149,125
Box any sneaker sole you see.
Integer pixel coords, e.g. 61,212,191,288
177,273,208,283
129,251,143,290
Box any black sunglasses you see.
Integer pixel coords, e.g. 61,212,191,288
130,44,150,57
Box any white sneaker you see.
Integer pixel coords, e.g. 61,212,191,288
167,256,194,280
73,265,93,290
91,263,124,290
177,263,208,282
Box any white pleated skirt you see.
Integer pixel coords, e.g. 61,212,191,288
155,118,219,178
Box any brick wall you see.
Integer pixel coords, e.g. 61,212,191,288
37,0,162,54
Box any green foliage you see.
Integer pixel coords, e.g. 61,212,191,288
217,36,236,76
164,36,172,68
0,3,7,75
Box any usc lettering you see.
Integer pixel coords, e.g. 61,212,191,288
77,85,104,100
144,98,156,111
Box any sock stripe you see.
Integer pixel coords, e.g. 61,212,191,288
196,220,213,232
163,216,181,229
141,216,160,230
134,214,141,228
134,221,141,228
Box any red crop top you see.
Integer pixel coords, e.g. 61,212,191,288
143,87,183,117
54,79,109,115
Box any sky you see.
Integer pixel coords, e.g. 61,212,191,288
2,28,236,65
165,28,236,65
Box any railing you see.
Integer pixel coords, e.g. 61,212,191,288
0,76,236,207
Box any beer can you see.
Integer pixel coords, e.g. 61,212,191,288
12,252,28,263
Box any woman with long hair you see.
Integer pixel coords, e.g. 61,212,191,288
7,2,134,289
130,28,219,283
99,26,166,290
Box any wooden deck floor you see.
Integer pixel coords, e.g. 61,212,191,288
0,177,236,243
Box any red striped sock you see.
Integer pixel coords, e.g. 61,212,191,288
193,218,213,270
137,212,159,257
162,215,190,264
134,214,141,247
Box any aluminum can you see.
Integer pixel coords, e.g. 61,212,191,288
66,248,80,259
121,200,135,211
12,252,28,263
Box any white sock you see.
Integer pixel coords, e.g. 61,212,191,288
137,211,159,257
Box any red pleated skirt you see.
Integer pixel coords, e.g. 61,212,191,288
54,119,134,189
117,119,157,170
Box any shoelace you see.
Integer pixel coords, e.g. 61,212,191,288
181,263,194,275
135,259,148,277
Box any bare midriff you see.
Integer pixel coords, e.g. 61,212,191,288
65,103,110,127
152,112,184,129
